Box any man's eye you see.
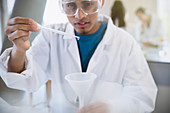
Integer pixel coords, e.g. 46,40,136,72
84,2,93,7
83,1,97,8
66,3,76,9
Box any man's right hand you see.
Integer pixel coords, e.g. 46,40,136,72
5,17,39,73
5,17,39,52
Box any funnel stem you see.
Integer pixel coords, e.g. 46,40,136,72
79,96,84,108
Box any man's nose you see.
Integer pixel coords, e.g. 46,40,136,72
75,8,87,19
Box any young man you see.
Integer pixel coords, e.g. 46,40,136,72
136,7,164,46
0,0,157,113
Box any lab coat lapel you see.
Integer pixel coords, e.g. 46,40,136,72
87,17,116,72
64,23,82,71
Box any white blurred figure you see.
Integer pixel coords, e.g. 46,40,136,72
136,7,165,47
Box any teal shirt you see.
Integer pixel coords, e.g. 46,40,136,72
75,22,107,72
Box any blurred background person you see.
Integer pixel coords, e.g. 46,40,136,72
136,7,165,47
111,0,141,42
111,0,126,28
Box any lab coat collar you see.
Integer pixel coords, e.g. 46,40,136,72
66,15,117,72
67,15,117,71
65,23,82,71
87,15,118,72
98,15,117,46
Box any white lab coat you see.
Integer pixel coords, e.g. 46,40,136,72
140,14,165,45
0,15,157,113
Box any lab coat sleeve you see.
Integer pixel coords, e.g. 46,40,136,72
0,30,51,92
109,41,158,113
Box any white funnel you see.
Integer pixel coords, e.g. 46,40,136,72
65,73,97,108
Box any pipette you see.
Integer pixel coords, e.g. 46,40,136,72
37,23,80,40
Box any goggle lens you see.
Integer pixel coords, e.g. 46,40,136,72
60,0,101,16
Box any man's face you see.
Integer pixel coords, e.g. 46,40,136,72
63,0,102,35
67,10,99,35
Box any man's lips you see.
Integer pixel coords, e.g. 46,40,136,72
76,22,89,27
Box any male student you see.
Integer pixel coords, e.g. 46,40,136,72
0,0,157,113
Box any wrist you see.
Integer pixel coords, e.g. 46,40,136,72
8,46,26,73
11,46,26,59
12,45,27,54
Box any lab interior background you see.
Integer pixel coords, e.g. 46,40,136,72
0,0,170,49
0,0,170,113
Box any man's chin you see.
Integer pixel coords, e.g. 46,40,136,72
75,28,90,35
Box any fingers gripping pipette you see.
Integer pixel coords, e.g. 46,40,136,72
37,23,80,40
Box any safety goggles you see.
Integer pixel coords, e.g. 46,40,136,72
59,0,102,16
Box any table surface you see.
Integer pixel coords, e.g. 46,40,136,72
141,42,170,63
